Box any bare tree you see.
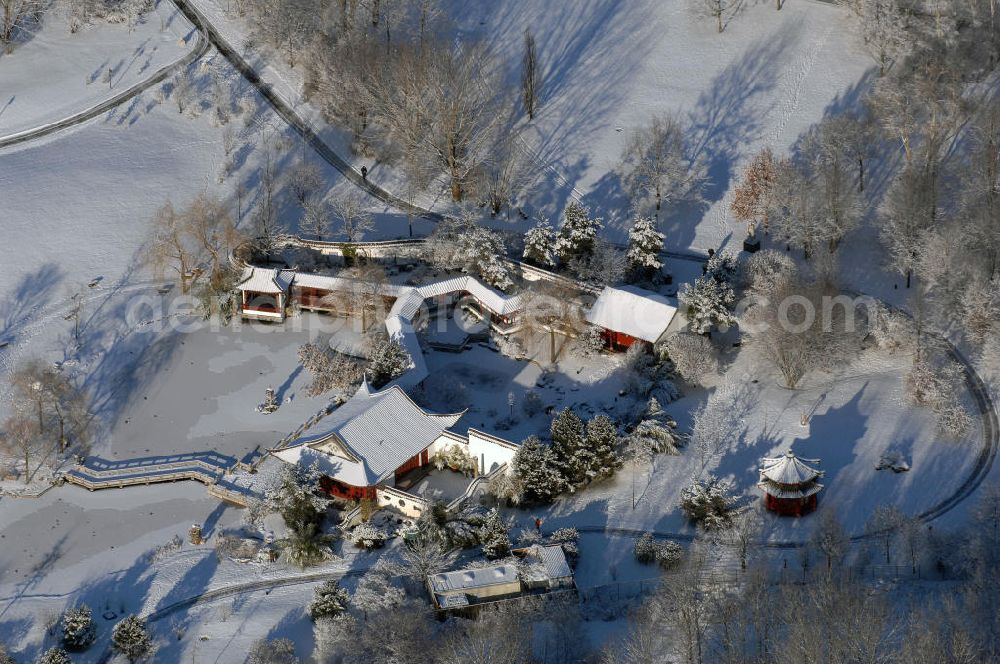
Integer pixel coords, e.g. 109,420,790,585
301,198,332,240
659,333,719,385
521,28,540,120
731,147,778,236
145,196,242,294
287,159,324,208
185,193,242,288
145,201,197,293
867,504,906,565
322,262,389,331
480,134,525,218
809,510,849,571
438,603,533,664
0,0,46,54
861,0,908,75
520,281,586,364
879,164,936,288
723,508,763,570
698,0,740,33
622,113,707,213
745,275,862,388
365,41,504,202
1,414,47,483
330,194,374,242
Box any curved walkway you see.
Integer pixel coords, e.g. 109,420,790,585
170,0,442,223
0,28,208,150
94,567,368,663
569,326,999,548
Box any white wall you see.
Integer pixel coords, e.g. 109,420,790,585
468,429,518,475
428,429,517,475
376,486,428,518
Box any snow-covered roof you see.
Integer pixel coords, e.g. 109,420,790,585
517,544,572,582
756,481,824,500
274,382,463,487
759,451,824,486
415,275,522,317
585,285,678,343
291,272,410,298
384,315,427,388
429,564,520,594
238,267,294,294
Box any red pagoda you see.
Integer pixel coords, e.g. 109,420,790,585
757,451,824,516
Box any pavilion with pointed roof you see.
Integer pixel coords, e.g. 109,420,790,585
757,451,825,516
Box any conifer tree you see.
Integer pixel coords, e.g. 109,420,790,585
584,415,622,481
38,648,71,664
479,508,511,559
309,579,351,621
555,202,601,263
626,215,665,278
111,615,152,664
61,604,96,651
524,219,557,267
550,408,587,486
510,436,567,504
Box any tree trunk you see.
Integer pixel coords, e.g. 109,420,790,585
716,10,722,33
858,157,864,192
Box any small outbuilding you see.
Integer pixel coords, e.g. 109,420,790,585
237,267,294,321
757,451,824,516
513,544,575,590
585,285,678,351
428,564,522,610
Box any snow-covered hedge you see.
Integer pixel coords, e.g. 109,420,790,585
350,523,388,549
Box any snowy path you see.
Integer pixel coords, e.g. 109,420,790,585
91,566,370,663
168,0,442,223
0,24,208,150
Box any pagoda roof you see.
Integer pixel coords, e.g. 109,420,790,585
274,382,464,487
759,451,824,486
757,479,824,499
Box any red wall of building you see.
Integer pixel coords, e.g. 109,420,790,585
319,476,375,501
601,329,638,352
764,493,818,517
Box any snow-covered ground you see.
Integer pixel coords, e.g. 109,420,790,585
534,345,983,541
0,1,198,137
0,0,993,659
187,0,874,251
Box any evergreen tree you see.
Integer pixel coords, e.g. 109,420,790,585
628,397,683,460
704,251,739,285
634,532,657,563
111,615,152,664
523,219,557,267
680,476,736,529
264,462,331,567
308,580,351,621
555,202,601,262
61,604,96,651
626,215,665,278
510,436,567,504
550,408,587,486
367,337,411,388
479,508,511,559
584,415,622,481
37,648,71,664
679,275,736,335
0,645,13,664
